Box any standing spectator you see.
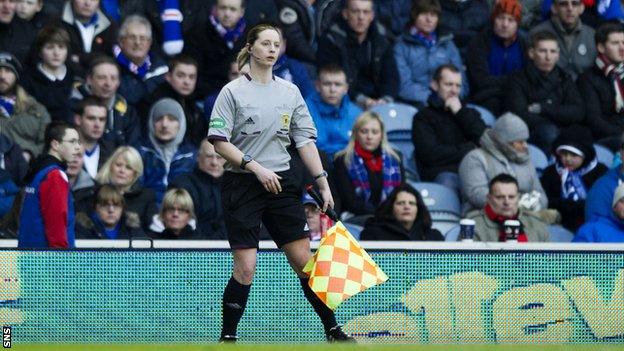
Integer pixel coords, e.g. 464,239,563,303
466,0,527,116
577,22,624,151
18,121,81,248
438,0,489,59
170,139,227,239
360,183,443,241
530,0,596,80
333,111,404,216
305,63,362,159
393,0,467,107
0,0,37,63
413,64,486,190
21,24,75,123
65,146,96,213
505,30,584,153
0,132,26,217
149,187,199,239
576,182,624,242
115,15,168,107
0,52,51,158
15,0,45,30
70,55,141,147
73,97,115,179
318,0,398,110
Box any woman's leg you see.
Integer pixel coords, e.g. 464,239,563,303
221,248,257,340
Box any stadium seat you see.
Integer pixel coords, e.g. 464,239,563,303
343,222,363,240
343,214,373,227
371,102,417,133
548,225,575,243
408,181,461,223
444,224,460,241
389,140,421,181
466,103,496,126
528,143,548,176
594,144,615,168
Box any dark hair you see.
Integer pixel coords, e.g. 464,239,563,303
95,184,125,208
217,0,246,7
595,22,624,45
318,63,346,77
167,53,198,72
432,63,460,82
78,96,108,116
87,55,119,76
44,121,76,152
488,173,519,193
530,30,559,49
34,24,70,55
411,0,442,21
374,183,432,229
236,23,281,70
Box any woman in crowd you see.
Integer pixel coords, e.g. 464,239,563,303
148,188,199,239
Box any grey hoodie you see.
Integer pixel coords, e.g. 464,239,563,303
148,98,187,175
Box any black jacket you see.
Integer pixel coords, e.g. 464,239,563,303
412,98,486,180
123,182,158,232
0,133,27,185
0,17,37,64
360,217,444,241
75,211,146,239
21,65,75,123
438,0,489,59
150,224,200,239
577,65,624,139
505,63,584,130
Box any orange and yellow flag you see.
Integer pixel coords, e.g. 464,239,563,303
303,222,388,310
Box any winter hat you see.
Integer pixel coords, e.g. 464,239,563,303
148,97,186,145
0,52,22,80
492,112,529,143
612,183,624,208
492,0,522,24
552,125,596,167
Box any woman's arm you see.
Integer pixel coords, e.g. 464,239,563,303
297,142,334,212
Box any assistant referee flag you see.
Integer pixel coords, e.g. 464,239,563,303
303,222,388,310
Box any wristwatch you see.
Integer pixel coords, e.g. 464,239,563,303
313,170,328,180
240,154,253,170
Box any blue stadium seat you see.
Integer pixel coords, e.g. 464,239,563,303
371,102,417,134
594,144,615,168
548,225,574,243
390,140,420,181
466,103,496,126
445,225,460,241
408,181,461,222
343,222,363,240
528,143,548,176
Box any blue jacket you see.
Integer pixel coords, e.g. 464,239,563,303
139,142,196,204
274,55,315,99
0,170,18,217
118,52,169,107
393,31,468,105
574,216,624,242
305,91,362,158
585,168,624,222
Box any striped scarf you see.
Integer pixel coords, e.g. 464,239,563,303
209,8,246,49
0,95,15,118
347,146,402,209
596,53,624,113
113,45,151,79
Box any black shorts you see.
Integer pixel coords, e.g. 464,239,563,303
221,169,309,249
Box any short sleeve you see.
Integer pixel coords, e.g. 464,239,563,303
207,87,236,142
290,89,317,148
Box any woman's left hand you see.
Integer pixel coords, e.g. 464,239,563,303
319,187,334,213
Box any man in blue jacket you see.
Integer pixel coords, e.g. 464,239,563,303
576,182,624,242
585,133,624,223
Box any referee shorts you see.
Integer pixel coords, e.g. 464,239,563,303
221,169,309,249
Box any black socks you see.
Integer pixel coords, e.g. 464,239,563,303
221,277,251,338
299,277,337,333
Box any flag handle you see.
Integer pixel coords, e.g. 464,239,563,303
305,184,339,222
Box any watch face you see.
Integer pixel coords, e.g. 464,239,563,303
243,155,252,162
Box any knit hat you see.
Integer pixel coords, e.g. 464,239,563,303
148,97,186,146
613,183,624,208
492,0,522,24
0,52,22,80
552,125,596,167
492,112,529,143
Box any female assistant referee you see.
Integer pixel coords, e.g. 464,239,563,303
207,23,354,343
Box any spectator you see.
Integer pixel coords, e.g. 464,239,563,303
459,112,548,214
272,28,314,99
149,187,199,239
302,193,334,241
577,22,624,151
60,0,118,78
0,132,26,217
0,52,51,158
466,173,550,242
73,97,115,179
438,0,489,59
140,54,206,147
360,183,443,241
96,146,158,232
18,121,81,248
576,182,624,242
184,0,247,97
65,145,96,214
318,0,398,110
75,184,144,239
530,0,596,80
393,0,467,107
541,125,607,231
0,0,37,63
305,63,362,159
70,55,141,147
374,0,412,37
412,64,486,190
139,97,195,204
21,24,75,122
505,30,584,153
485,0,542,31
170,139,227,240
115,15,168,107
203,56,242,120
540,0,624,29
333,111,404,216
466,0,527,116
15,0,45,30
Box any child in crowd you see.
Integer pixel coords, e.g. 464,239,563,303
303,194,333,241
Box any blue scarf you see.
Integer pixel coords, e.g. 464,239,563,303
347,148,402,209
161,0,184,55
410,26,437,48
209,8,246,49
0,96,15,117
113,45,151,79
91,212,121,239
487,34,524,76
556,159,598,201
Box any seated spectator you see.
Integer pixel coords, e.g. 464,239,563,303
438,0,489,59
541,126,607,231
577,22,624,151
70,55,141,147
375,0,414,37
15,0,46,30
75,184,144,239
459,112,548,214
65,145,96,213
184,0,247,97
576,182,624,242
333,111,404,216
361,183,443,241
203,56,242,119
505,30,584,153
394,0,467,107
467,173,549,242
140,54,207,147
303,193,334,241
170,139,226,240
96,146,158,232
21,24,75,122
73,97,115,179
530,0,596,81
305,63,362,159
487,0,542,32
0,133,26,217
60,0,117,78
466,0,526,116
139,98,196,204
149,188,199,239
0,52,51,158
540,0,624,29
318,0,398,110
585,132,624,222
0,0,37,64
115,15,168,107
273,30,314,99
412,64,486,190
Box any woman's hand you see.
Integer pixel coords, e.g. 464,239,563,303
319,186,334,213
251,163,283,194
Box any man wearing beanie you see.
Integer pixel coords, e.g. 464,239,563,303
531,0,595,80
139,97,196,205
459,112,548,214
466,0,527,116
574,182,624,242
505,30,584,154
